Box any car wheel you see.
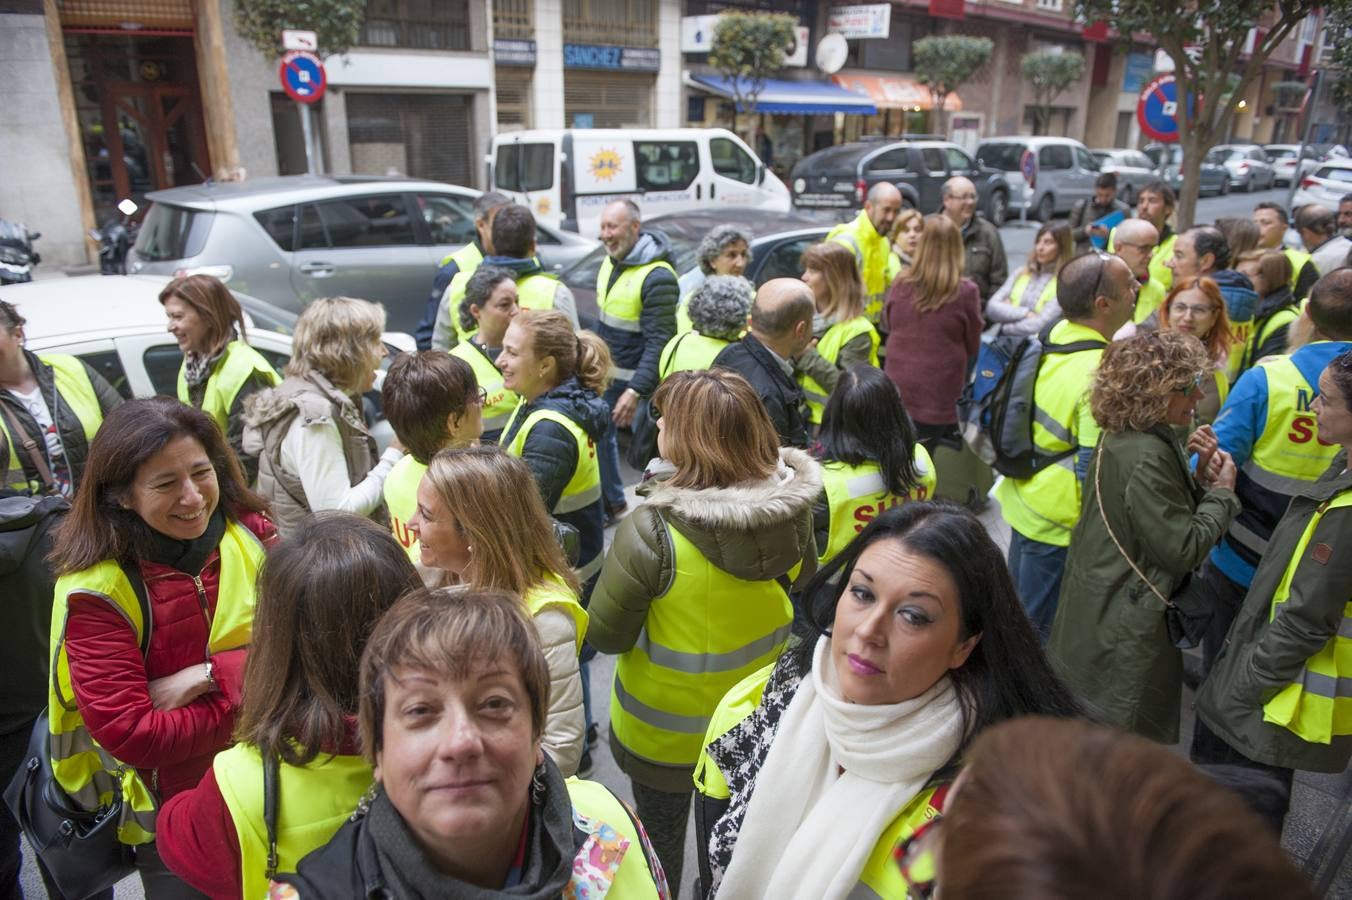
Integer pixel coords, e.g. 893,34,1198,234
1035,193,1054,222
986,190,1008,224
1219,178,1230,196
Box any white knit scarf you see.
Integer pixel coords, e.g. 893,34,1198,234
715,636,965,900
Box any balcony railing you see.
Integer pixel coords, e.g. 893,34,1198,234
563,0,659,48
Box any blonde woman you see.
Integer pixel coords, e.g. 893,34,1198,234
244,297,401,536
407,445,588,775
883,214,983,446
797,241,881,423
985,222,1074,337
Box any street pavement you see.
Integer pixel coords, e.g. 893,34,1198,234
19,186,1351,898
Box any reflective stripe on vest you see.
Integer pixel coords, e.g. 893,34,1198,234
1009,273,1057,312
819,453,935,564
609,521,791,767
517,273,561,313
501,405,601,515
215,743,372,900
659,332,729,382
177,341,281,435
597,257,676,334
524,573,589,654
563,778,666,899
48,519,266,843
449,340,519,434
383,455,427,563
1261,489,1352,743
799,317,881,424
827,213,891,326
2,354,103,495
993,320,1106,546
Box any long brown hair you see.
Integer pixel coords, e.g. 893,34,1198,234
158,274,247,352
512,309,613,396
1026,222,1074,277
650,369,779,489
905,214,964,313
419,445,580,597
235,512,421,766
50,397,268,574
801,241,864,320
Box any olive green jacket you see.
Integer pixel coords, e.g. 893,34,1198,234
1196,452,1352,773
1049,426,1239,743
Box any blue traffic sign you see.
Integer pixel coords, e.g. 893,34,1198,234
279,50,326,104
1137,74,1179,143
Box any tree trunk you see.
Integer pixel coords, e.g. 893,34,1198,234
745,106,759,151
1175,128,1207,231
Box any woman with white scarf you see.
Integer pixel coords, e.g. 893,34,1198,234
694,502,1081,900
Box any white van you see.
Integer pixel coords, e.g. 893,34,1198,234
488,128,791,235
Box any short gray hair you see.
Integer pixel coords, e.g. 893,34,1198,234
688,276,753,341
696,225,752,275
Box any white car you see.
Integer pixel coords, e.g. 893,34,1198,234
1291,160,1352,211
0,274,401,443
1263,144,1320,187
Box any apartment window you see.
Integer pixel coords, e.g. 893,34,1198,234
1035,0,1064,10
563,0,659,48
346,93,472,185
360,0,471,51
494,0,534,41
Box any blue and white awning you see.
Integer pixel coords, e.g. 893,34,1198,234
689,74,877,115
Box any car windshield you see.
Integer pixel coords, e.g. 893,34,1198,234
133,203,212,261
977,144,1025,171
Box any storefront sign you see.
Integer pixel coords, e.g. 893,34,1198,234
495,39,537,66
563,43,660,72
828,4,891,40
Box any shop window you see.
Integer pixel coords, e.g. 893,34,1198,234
360,0,473,50
565,72,653,128
496,144,554,193
496,71,533,130
347,93,472,186
635,141,699,191
711,137,756,184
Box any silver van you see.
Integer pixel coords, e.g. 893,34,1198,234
976,137,1100,222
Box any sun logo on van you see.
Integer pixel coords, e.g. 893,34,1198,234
590,149,623,182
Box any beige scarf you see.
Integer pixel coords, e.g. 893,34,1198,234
715,636,964,900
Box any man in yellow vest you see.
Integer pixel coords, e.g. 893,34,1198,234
1191,269,1352,688
1110,218,1163,326
995,252,1138,637
827,182,902,326
1297,204,1352,278
485,204,578,325
418,191,509,350
1253,201,1320,300
594,199,678,521
1109,180,1177,301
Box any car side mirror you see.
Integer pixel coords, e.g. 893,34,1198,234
28,231,41,240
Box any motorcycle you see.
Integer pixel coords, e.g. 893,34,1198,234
89,198,139,275
0,218,41,284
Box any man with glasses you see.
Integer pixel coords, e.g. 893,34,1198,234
1111,218,1162,326
942,176,1008,308
994,252,1138,638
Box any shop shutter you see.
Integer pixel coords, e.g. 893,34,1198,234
496,69,533,130
346,92,472,186
564,72,653,129
58,0,193,31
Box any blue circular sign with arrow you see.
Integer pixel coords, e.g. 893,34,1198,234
1137,74,1180,143
279,50,326,104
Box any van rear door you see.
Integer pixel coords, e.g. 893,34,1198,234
493,139,561,228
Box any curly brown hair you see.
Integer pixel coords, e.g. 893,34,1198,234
1090,331,1210,433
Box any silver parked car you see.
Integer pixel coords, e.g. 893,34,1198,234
976,137,1100,222
1090,149,1156,206
1144,144,1230,197
1205,145,1278,192
126,176,598,335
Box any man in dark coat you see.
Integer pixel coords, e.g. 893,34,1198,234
941,176,1008,307
1068,172,1130,255
713,278,814,449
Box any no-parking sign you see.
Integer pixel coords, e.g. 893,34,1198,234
1137,74,1180,143
279,50,326,104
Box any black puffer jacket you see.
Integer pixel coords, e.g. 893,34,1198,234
500,377,611,577
0,493,67,734
596,231,678,398
713,336,810,449
0,349,122,497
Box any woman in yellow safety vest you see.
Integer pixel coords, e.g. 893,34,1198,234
1,299,122,496
693,503,1081,900
675,224,750,333
1158,277,1233,429
45,397,276,896
658,275,752,382
407,445,588,776
1235,249,1300,371
448,265,521,442
812,365,935,567
587,368,820,897
160,275,281,480
1195,346,1352,831
270,587,669,899
985,222,1073,337
157,513,421,899
797,241,881,426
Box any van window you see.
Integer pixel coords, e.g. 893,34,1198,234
635,141,699,191
711,137,757,184
1039,145,1072,170
133,204,212,261
254,206,298,252
496,143,554,193
977,143,1025,171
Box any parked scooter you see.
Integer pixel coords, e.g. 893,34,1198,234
90,198,139,275
0,218,41,284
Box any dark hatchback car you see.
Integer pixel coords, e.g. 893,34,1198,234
561,209,835,320
788,138,1011,224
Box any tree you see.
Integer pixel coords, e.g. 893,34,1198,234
708,11,798,148
1327,6,1352,112
1021,51,1086,136
234,0,366,60
1075,0,1352,229
913,36,994,135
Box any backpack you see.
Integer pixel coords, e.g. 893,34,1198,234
958,322,1103,480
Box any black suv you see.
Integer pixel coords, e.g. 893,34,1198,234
789,138,1010,223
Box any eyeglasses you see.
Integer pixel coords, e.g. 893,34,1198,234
893,813,943,899
1177,372,1205,394
473,386,488,406
1169,302,1215,318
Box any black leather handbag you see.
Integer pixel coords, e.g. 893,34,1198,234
3,711,135,900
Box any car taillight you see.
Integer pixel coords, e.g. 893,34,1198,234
1300,177,1318,188
855,179,866,205
1237,162,1250,171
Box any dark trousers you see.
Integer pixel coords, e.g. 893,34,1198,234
630,781,692,899
1007,530,1068,642
1190,718,1294,834
598,382,627,509
1197,559,1250,680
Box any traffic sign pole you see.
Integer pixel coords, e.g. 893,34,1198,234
300,102,319,175
278,49,327,175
